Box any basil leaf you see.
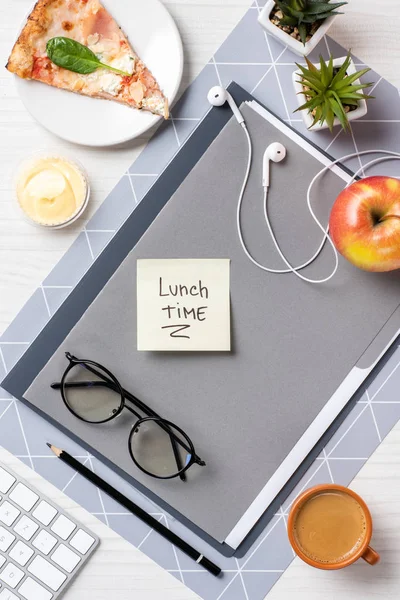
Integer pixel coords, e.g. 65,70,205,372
46,37,130,76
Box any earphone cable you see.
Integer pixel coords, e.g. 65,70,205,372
236,124,339,281
237,138,400,283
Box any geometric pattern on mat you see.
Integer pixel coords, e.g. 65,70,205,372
1,1,400,598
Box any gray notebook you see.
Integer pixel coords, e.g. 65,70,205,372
21,101,400,549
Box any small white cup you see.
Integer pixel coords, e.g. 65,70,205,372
14,152,90,229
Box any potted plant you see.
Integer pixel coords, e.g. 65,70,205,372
292,53,374,131
258,0,347,57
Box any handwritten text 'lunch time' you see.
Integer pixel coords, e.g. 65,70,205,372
159,277,208,339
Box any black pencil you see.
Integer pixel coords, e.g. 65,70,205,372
47,443,221,577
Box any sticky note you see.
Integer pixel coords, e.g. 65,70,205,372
137,259,231,351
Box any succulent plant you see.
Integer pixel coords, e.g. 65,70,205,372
294,53,374,131
274,0,347,44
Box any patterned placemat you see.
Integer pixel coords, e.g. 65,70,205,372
1,2,400,599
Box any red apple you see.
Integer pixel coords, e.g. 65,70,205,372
329,176,400,272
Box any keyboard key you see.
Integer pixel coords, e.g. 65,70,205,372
50,515,76,540
0,468,15,494
0,562,24,588
33,530,57,556
9,540,34,566
0,555,6,569
19,577,53,600
0,502,20,526
9,483,38,512
0,589,19,600
28,556,66,592
32,502,57,527
14,515,39,541
0,526,15,551
70,529,95,554
51,544,80,573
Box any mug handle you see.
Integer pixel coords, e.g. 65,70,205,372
362,546,380,565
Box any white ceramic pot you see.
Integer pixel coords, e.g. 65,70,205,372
292,56,368,131
258,0,336,57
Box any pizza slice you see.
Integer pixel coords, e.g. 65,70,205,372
6,0,169,118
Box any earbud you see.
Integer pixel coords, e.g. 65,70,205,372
207,86,245,126
262,143,286,188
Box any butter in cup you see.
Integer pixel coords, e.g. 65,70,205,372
15,154,90,229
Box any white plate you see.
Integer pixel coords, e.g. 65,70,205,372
15,0,183,146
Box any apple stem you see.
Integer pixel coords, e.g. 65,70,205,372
380,214,400,222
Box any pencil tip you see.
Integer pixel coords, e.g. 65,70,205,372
47,444,62,457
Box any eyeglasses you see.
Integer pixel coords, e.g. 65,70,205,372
51,353,206,481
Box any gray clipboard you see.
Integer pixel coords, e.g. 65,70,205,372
3,83,400,557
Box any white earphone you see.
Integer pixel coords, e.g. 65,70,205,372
208,86,400,284
207,86,245,126
263,143,286,188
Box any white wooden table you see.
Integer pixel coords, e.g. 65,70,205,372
1,1,400,599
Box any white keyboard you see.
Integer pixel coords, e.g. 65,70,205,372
0,464,99,599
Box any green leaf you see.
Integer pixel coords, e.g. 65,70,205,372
306,2,347,14
295,63,318,79
310,109,320,128
337,83,374,94
330,95,349,130
296,79,321,93
325,101,335,131
311,104,324,128
298,22,308,44
335,68,372,89
337,98,359,106
307,0,345,3
331,90,348,114
277,0,306,16
301,76,324,92
300,15,323,23
320,102,328,124
300,11,344,22
295,95,323,112
330,53,352,86
279,15,298,25
46,37,131,77
292,0,307,10
295,65,324,88
327,54,334,81
304,56,320,73
319,54,330,87
340,92,375,100
297,90,318,100
279,4,298,18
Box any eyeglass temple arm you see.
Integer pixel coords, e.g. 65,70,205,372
52,378,205,468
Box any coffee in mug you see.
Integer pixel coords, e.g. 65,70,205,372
288,484,379,569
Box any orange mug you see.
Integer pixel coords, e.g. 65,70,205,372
287,484,380,569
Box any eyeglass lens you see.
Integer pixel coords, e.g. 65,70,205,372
130,419,192,478
63,362,123,423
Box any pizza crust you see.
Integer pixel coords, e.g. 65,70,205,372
6,0,56,78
